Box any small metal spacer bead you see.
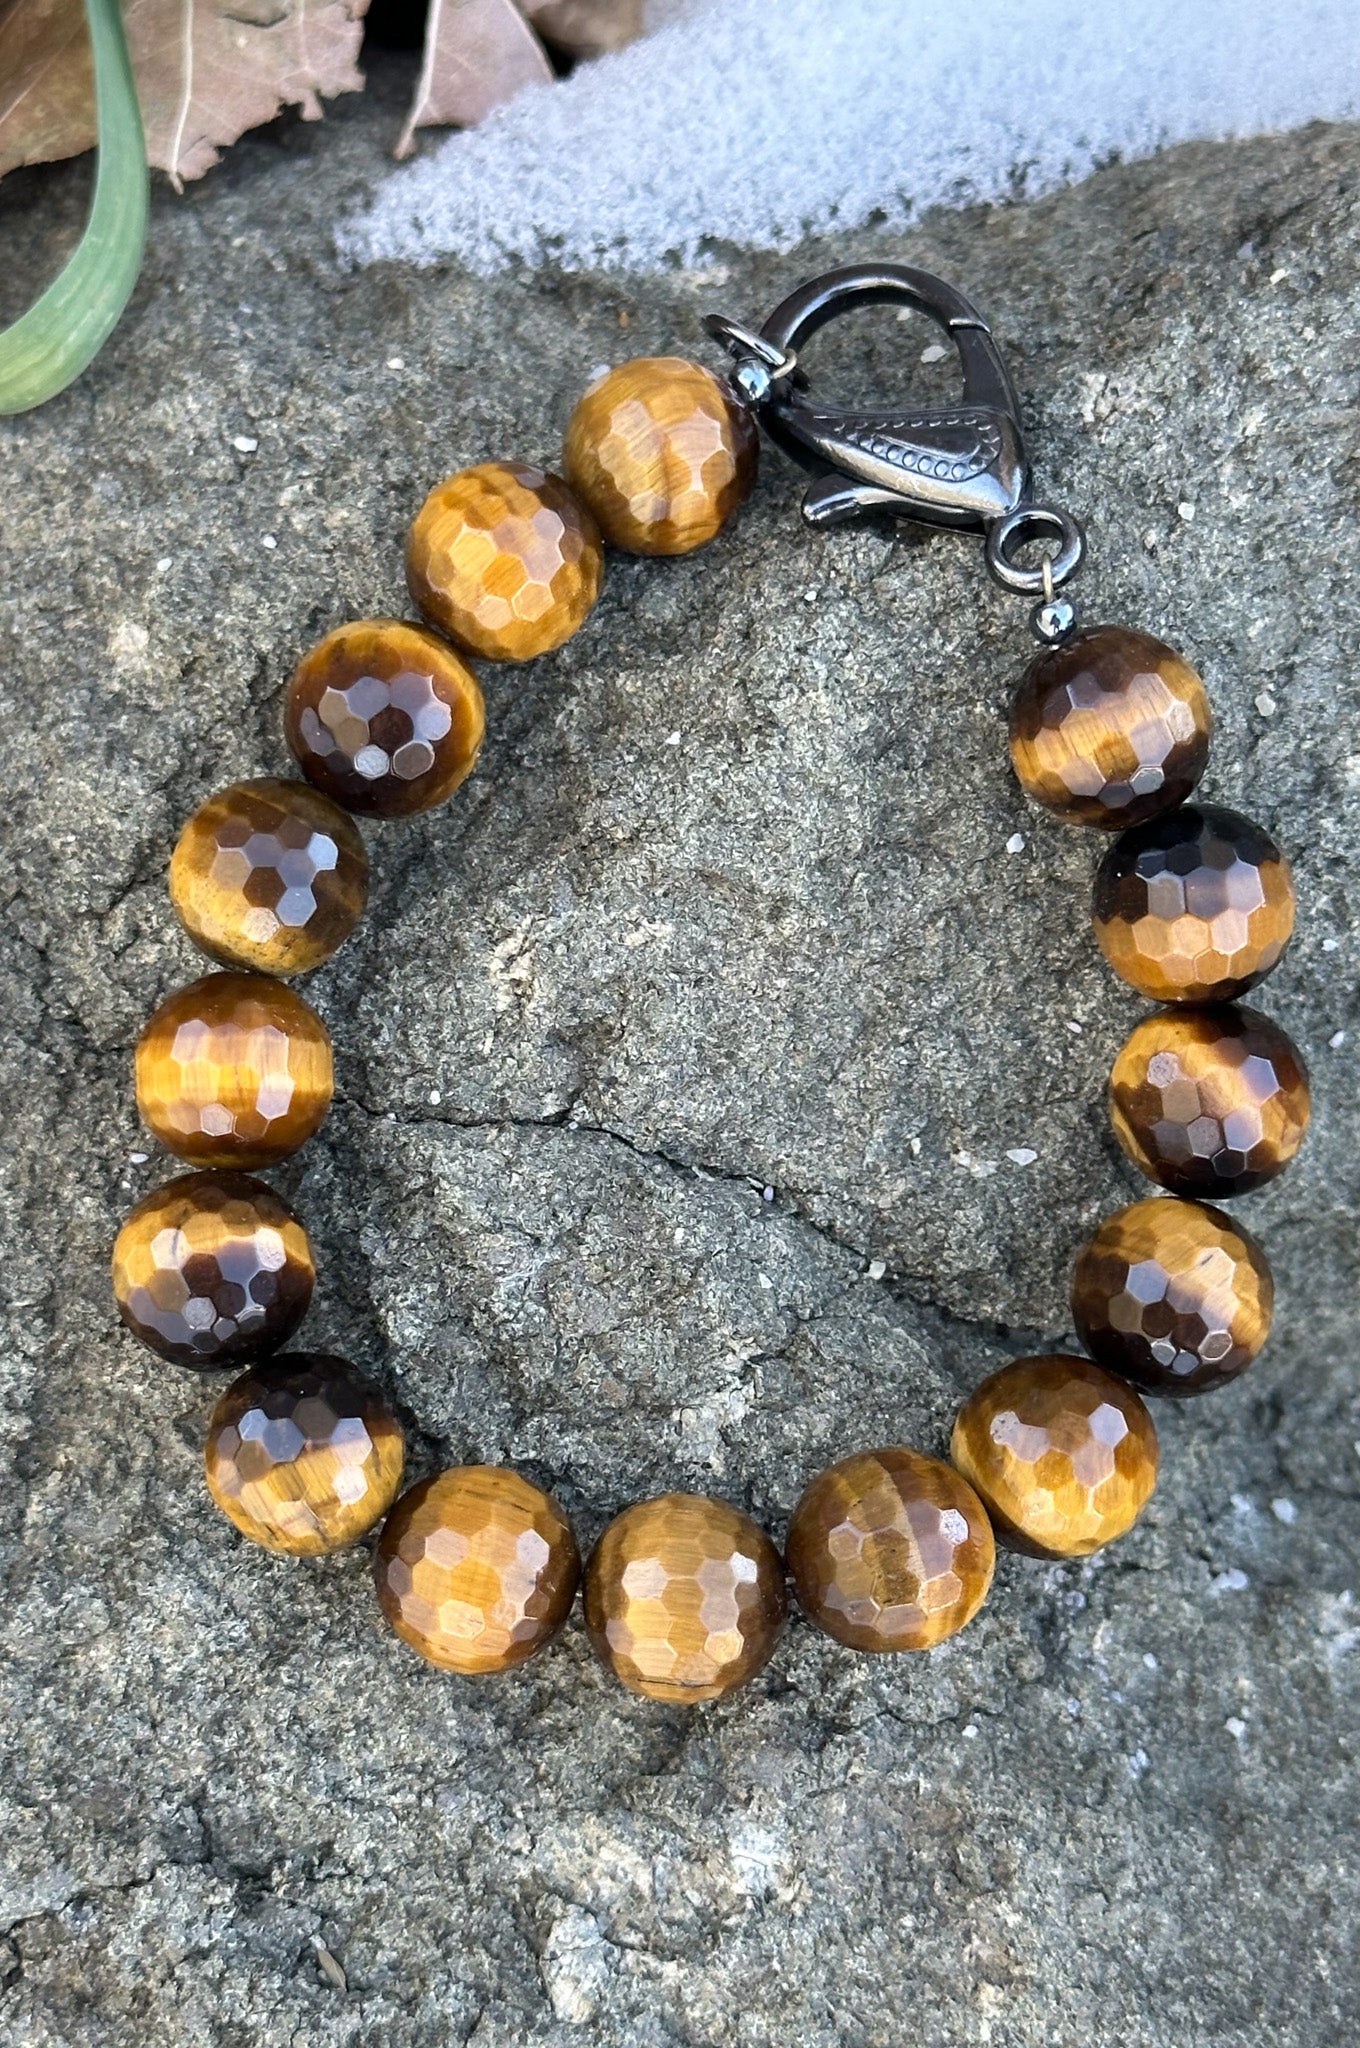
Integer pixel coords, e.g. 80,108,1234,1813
1030,595,1078,645
730,356,774,408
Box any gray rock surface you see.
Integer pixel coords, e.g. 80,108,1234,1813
2,60,1359,2047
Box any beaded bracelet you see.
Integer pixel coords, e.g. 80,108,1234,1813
111,263,1308,1705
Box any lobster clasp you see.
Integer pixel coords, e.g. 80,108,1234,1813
706,262,1083,595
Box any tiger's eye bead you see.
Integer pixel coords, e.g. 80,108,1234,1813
170,777,368,976
1093,802,1296,1002
951,1354,1159,1558
135,971,333,1169
1109,1002,1310,1198
584,1493,786,1703
112,1169,314,1369
1009,626,1212,828
375,1466,580,1675
1072,1197,1274,1397
406,462,603,662
563,356,758,555
285,619,485,818
205,1355,404,1555
786,1447,995,1652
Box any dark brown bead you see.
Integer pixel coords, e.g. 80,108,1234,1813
112,1169,314,1369
786,1447,994,1652
951,1354,1159,1558
135,971,333,1169
563,356,758,555
584,1493,786,1702
1009,626,1212,828
170,777,368,976
1109,1002,1310,1198
205,1355,404,1555
407,462,603,662
1093,803,1295,1003
1072,1196,1273,1397
375,1466,580,1674
285,618,485,818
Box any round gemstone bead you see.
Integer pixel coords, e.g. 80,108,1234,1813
406,462,603,662
563,356,758,555
112,1169,314,1369
1093,802,1295,1003
375,1466,580,1675
1009,625,1212,828
786,1446,995,1652
204,1355,404,1555
169,776,368,976
1072,1196,1274,1397
285,618,485,818
135,971,333,1169
1109,1002,1310,1199
583,1492,786,1702
951,1354,1159,1558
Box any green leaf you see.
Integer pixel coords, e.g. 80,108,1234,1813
0,0,147,416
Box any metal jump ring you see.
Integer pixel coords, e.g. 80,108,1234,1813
701,314,799,380
984,505,1085,595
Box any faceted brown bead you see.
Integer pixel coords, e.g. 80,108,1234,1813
1093,802,1295,1003
205,1355,404,1555
407,462,603,662
135,971,333,1169
285,618,485,818
1109,1002,1310,1199
375,1466,580,1675
563,356,758,555
112,1169,314,1369
1009,626,1212,828
584,1492,786,1703
951,1354,1159,1559
170,777,368,976
786,1447,995,1653
1072,1197,1274,1397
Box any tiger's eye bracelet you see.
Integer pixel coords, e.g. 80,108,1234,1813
111,264,1309,1704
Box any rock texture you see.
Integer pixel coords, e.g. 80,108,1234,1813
1,62,1358,2048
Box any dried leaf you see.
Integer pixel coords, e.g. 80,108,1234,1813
0,0,95,177
130,0,370,187
521,0,642,60
395,0,552,158
0,0,369,186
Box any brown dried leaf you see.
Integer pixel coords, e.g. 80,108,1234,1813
0,0,369,186
521,0,642,60
131,0,370,187
395,0,552,159
0,0,94,178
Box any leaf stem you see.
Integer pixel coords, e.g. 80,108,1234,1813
0,0,148,416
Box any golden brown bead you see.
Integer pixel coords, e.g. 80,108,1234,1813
563,356,758,555
1072,1197,1273,1397
375,1466,580,1675
1009,626,1212,828
169,777,368,976
205,1355,404,1555
285,618,486,818
135,971,333,1169
786,1447,994,1652
406,462,603,662
951,1354,1159,1559
584,1492,786,1703
112,1169,314,1369
1109,1002,1310,1199
1093,802,1295,1003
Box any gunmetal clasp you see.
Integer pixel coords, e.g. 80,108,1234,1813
706,262,1083,599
